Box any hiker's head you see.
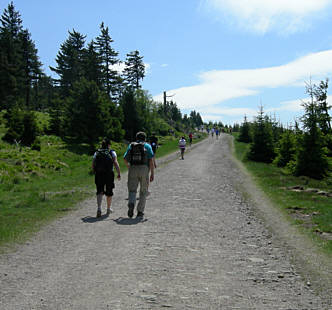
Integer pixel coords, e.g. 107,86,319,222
181,136,185,139
136,131,146,141
101,138,110,149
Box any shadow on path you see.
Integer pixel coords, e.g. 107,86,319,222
113,217,147,225
81,214,110,223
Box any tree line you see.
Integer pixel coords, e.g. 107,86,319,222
237,79,332,179
0,2,203,149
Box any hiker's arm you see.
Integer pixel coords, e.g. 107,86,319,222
149,158,154,182
123,158,130,169
113,158,121,180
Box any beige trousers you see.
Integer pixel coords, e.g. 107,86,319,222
127,165,149,213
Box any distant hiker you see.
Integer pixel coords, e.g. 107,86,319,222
149,132,158,168
92,138,121,218
215,129,219,139
124,131,155,219
179,136,186,160
189,132,193,146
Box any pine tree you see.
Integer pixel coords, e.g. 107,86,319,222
238,115,251,143
83,40,103,88
19,29,42,108
50,29,86,98
120,87,143,141
0,2,23,109
123,50,145,90
294,81,329,179
247,106,275,163
95,22,120,99
64,78,114,148
273,129,296,167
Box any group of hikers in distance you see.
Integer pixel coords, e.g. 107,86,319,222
91,131,193,219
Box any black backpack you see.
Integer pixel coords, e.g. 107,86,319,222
94,149,114,173
129,142,147,165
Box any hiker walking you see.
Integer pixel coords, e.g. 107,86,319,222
92,138,121,218
123,131,155,219
188,132,193,146
149,132,158,168
179,136,186,160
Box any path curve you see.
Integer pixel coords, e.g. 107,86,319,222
0,134,330,309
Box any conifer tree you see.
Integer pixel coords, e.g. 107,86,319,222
238,115,251,143
273,129,296,167
64,78,114,148
123,50,145,90
0,2,23,109
50,29,86,98
294,82,329,179
95,22,120,99
247,106,275,163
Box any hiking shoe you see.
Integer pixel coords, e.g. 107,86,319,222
128,203,134,218
96,209,102,218
136,211,144,219
106,208,113,215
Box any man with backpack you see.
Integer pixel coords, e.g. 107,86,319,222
92,138,121,218
123,131,154,219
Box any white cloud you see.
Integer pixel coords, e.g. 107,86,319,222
203,0,332,34
110,62,151,75
154,49,332,112
161,64,169,67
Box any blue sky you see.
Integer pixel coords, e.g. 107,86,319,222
3,0,332,125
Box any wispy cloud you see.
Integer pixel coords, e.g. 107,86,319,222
154,49,332,112
202,0,332,34
110,62,151,75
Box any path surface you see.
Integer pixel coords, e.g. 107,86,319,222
0,134,331,309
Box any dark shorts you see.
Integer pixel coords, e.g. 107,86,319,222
95,171,114,196
152,146,157,154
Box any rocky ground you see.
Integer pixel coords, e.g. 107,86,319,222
0,134,331,309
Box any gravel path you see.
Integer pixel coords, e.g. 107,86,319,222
0,134,331,309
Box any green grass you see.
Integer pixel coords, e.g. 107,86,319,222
0,129,206,250
232,133,332,254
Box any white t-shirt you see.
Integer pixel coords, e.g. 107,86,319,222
179,139,186,148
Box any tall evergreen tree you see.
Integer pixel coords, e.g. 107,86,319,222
64,78,114,148
50,29,86,98
83,40,103,88
123,50,145,90
95,22,120,99
294,82,329,179
19,29,42,108
313,78,331,135
0,2,23,109
120,87,143,141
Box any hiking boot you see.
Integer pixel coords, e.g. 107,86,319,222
106,208,113,215
136,211,144,219
128,203,134,218
96,209,102,218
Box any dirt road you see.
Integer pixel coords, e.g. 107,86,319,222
0,134,331,309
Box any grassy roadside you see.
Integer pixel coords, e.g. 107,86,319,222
232,133,332,255
0,131,206,250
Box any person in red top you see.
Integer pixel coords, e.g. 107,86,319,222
189,132,193,146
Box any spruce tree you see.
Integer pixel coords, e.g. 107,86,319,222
273,129,296,167
247,106,275,163
64,78,113,148
50,29,86,98
238,115,251,143
294,82,329,179
95,22,120,100
123,50,145,90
